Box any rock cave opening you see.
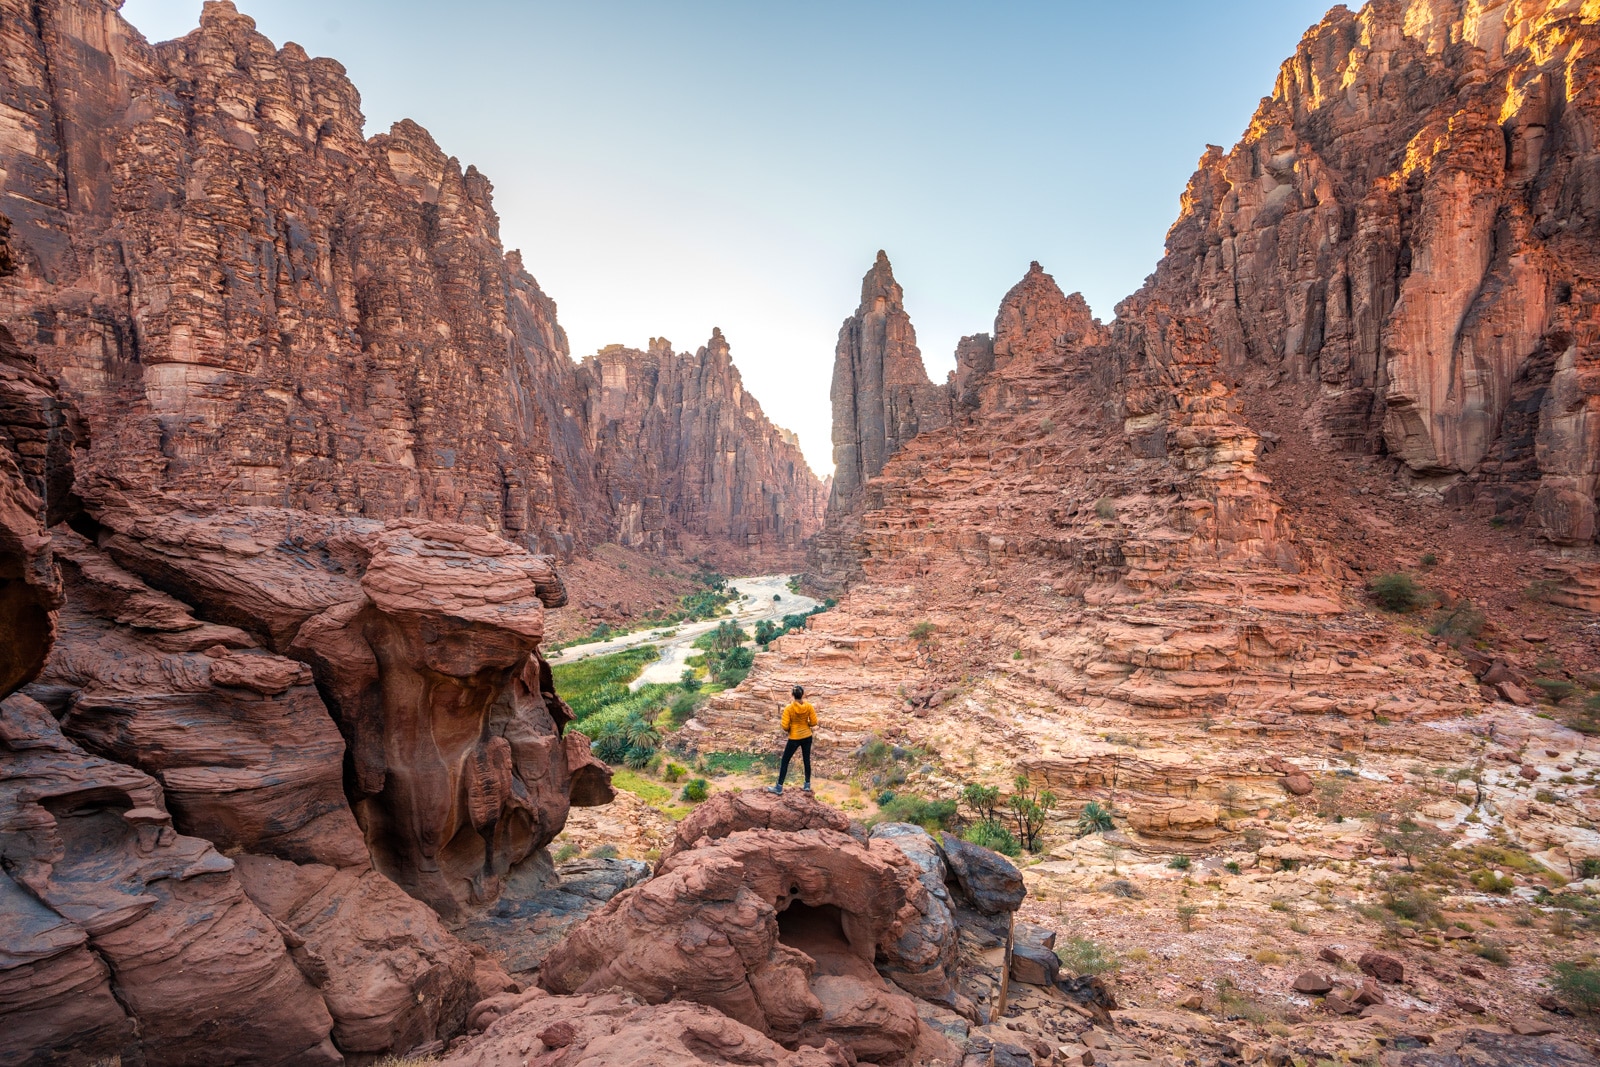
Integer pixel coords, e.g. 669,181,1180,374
775,900,874,980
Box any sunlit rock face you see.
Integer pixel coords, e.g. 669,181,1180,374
1126,0,1600,547
0,0,820,564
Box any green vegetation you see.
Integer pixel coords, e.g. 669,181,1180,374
963,819,1021,856
681,778,710,802
961,783,1001,823
1420,552,1438,567
1175,904,1199,932
1552,961,1600,1014
1077,800,1115,837
550,571,738,651
1057,937,1119,976
754,603,830,647
1370,572,1430,613
1474,940,1511,966
909,621,937,642
1429,599,1485,645
552,646,660,720
787,576,802,594
871,794,958,832
701,751,776,776
1095,496,1117,520
1168,854,1192,871
1535,677,1578,704
689,621,755,686
610,769,672,805
552,842,580,863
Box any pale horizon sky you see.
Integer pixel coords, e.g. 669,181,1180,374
121,0,1335,476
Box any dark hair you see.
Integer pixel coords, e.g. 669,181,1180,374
791,685,804,700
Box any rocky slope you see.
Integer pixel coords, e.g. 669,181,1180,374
0,0,822,567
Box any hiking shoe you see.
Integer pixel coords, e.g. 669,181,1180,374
802,781,812,792
765,785,783,795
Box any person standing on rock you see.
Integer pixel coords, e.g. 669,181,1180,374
766,685,816,794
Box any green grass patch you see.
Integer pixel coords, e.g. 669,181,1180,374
702,751,778,776
552,646,660,719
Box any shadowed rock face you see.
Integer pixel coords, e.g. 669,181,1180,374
0,0,820,564
1127,0,1600,547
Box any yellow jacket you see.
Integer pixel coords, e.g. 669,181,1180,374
780,700,817,740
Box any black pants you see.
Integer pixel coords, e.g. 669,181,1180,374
778,736,812,786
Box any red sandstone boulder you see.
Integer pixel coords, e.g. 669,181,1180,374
540,826,950,1062
1359,951,1405,984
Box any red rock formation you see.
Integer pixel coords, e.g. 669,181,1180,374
579,331,825,566
79,496,611,917
443,990,853,1067
540,824,958,1063
1129,0,1600,552
0,0,821,567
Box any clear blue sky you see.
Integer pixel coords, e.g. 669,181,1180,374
122,0,1336,474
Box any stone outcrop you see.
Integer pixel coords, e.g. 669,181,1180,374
76,496,611,917
442,990,853,1067
0,0,820,566
579,332,825,566
1127,0,1600,548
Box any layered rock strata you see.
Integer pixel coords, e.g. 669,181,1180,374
0,0,821,564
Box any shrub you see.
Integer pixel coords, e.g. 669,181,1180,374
1095,496,1117,520
680,668,701,691
963,819,1021,857
681,778,710,802
552,842,580,863
1057,937,1119,976
1008,775,1056,852
668,691,699,725
873,795,958,832
1474,940,1510,966
1420,552,1438,567
1470,869,1515,894
1077,800,1115,837
909,621,936,642
1039,416,1056,433
1552,961,1600,1014
587,844,619,860
1225,861,1242,875
1176,904,1199,932
1579,857,1600,880
1168,854,1192,871
1534,678,1577,704
1370,572,1429,613
663,762,686,783
1430,600,1485,645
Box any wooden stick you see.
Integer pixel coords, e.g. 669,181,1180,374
995,911,1015,1018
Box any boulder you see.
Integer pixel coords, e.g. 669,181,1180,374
663,788,851,863
1358,951,1405,984
1291,971,1333,994
940,832,1025,915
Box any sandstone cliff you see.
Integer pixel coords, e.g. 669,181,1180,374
1132,0,1600,551
579,331,825,566
0,0,821,565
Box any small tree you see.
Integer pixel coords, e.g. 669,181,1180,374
1370,572,1429,613
961,783,1001,824
1008,775,1056,853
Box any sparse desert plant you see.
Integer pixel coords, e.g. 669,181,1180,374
1469,869,1515,894
1255,949,1284,965
1534,678,1577,704
1039,416,1056,433
872,794,957,832
1176,904,1200,932
1429,600,1485,645
1225,861,1242,875
1370,572,1429,613
552,842,580,863
1552,961,1600,1014
909,621,936,642
1077,800,1115,837
1095,496,1117,520
1105,879,1140,899
1057,937,1119,976
1474,940,1510,966
587,844,619,860
662,762,686,783
1008,775,1056,852
1420,552,1438,567
681,778,710,802
1168,854,1192,871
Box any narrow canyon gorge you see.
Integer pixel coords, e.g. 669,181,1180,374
3,1,1600,1066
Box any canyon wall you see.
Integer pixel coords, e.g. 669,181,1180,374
0,0,822,565
1131,0,1600,545
579,332,825,565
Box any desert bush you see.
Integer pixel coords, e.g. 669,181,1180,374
1552,961,1600,1014
1057,937,1119,976
909,621,936,642
663,762,686,783
1008,775,1056,852
1095,496,1117,520
873,794,957,832
1176,904,1199,932
552,842,580,863
1534,678,1577,704
1429,600,1485,645
1168,854,1192,870
681,778,709,802
961,783,1002,823
587,844,619,860
1474,940,1510,966
1370,572,1429,613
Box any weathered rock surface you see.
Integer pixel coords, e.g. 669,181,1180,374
0,0,821,566
0,692,342,1065
540,821,957,1062
660,785,852,863
79,497,611,917
442,990,854,1067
